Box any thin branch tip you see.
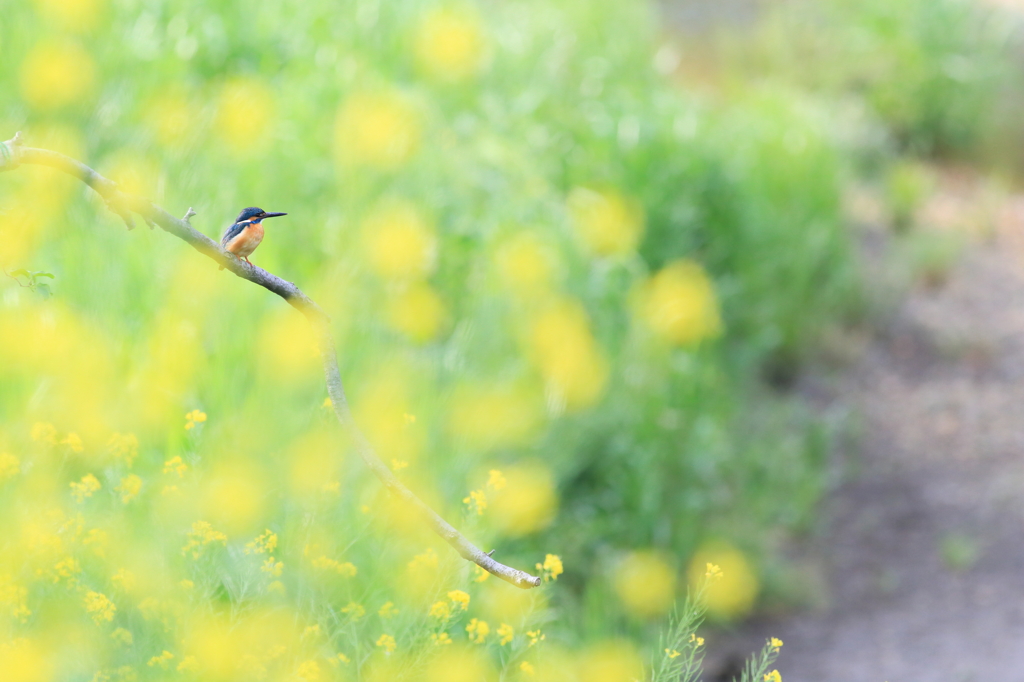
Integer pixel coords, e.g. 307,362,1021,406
183,207,197,222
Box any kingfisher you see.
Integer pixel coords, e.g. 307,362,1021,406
219,207,288,267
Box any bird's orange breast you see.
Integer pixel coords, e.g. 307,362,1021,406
225,223,264,258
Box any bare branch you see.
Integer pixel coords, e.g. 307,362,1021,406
0,132,542,589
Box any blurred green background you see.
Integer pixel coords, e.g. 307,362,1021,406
1,0,1021,679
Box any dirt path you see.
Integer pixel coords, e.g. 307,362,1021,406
707,188,1024,681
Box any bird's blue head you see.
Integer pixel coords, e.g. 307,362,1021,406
235,206,288,224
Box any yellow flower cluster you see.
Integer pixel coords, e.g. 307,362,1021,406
428,600,451,621
486,469,506,491
706,563,723,581
147,650,174,669
447,590,470,610
311,556,357,577
342,602,366,620
764,671,782,682
526,629,545,646
180,520,227,559
771,637,784,651
245,529,278,555
408,547,439,571
430,632,452,646
107,432,139,467
378,601,399,619
83,590,116,624
0,453,20,480
497,623,514,646
114,474,141,503
184,409,206,430
535,554,564,582
463,489,486,515
162,456,188,477
70,474,101,502
375,633,396,654
465,618,489,644
689,633,705,646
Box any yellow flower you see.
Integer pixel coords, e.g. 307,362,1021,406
463,489,487,515
378,601,399,619
486,469,506,491
83,591,116,624
535,554,563,582
429,600,451,620
31,422,57,444
764,671,782,682
261,557,284,577
526,297,608,410
181,521,227,559
107,433,139,467
430,632,452,646
472,565,490,583
375,633,397,654
342,602,366,621
335,90,421,169
215,78,275,155
0,453,20,480
311,556,357,577
162,456,188,477
111,628,133,646
62,432,84,452
447,590,470,610
526,630,545,646
51,556,81,585
176,656,199,673
665,649,681,659
322,397,333,408
520,661,535,676
635,260,722,345
771,637,784,650
114,474,142,503
408,547,439,571
147,651,174,669
705,563,723,581
19,41,97,110
465,618,489,644
497,623,514,646
689,633,705,647
567,186,644,257
245,529,278,555
70,474,101,502
336,653,351,664
184,409,207,430
414,8,487,81
361,201,437,281
297,660,320,681
111,568,136,592
386,282,448,342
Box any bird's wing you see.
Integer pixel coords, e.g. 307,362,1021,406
220,221,248,247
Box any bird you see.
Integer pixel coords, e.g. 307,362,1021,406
219,207,288,268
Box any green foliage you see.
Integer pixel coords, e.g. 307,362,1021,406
0,0,870,674
4,268,55,299
734,0,1019,159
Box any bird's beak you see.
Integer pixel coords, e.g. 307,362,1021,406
263,212,287,218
